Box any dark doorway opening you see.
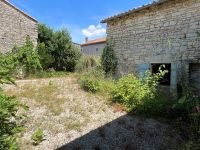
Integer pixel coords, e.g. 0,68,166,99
151,64,171,85
189,63,200,97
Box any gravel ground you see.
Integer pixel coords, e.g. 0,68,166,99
3,76,182,150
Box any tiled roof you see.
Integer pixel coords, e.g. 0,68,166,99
101,0,168,23
2,0,37,22
81,38,106,46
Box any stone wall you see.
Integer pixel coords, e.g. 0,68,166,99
0,0,38,53
106,0,200,96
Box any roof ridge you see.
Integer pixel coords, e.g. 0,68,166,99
81,37,106,46
1,0,37,22
101,0,168,23
86,37,106,42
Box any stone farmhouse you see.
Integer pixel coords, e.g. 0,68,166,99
81,37,106,56
102,0,200,97
0,0,38,53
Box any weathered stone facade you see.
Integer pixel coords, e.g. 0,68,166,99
81,38,106,56
81,43,106,56
103,0,200,97
0,0,38,53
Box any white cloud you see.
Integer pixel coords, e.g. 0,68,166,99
81,25,106,37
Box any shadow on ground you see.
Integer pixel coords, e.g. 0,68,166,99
57,114,182,150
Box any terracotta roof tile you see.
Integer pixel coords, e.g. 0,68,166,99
81,38,106,46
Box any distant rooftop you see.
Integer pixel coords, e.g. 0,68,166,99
81,37,106,46
101,0,168,23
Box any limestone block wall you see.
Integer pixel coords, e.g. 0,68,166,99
106,0,200,96
81,43,106,56
106,0,200,76
0,0,38,53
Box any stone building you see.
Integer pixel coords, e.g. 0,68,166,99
81,37,106,56
0,0,38,53
72,42,81,50
102,0,200,97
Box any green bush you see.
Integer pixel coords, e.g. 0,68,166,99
0,50,27,150
78,67,115,95
12,36,42,77
0,54,15,85
172,85,200,146
78,67,106,93
0,37,42,79
37,42,55,70
111,67,169,116
0,62,26,150
111,74,151,112
31,129,45,146
0,94,22,150
79,76,100,93
75,55,100,72
101,44,117,75
38,24,81,72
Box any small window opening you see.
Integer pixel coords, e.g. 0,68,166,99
151,63,171,85
96,48,99,51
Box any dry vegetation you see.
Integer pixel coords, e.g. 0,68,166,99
3,76,124,150
3,76,182,150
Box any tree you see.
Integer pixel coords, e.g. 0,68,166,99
52,29,81,71
101,44,117,75
38,24,55,69
37,42,55,70
38,24,54,53
37,24,81,71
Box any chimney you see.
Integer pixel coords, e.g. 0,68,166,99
85,37,88,43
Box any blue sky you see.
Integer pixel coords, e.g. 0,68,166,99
10,0,152,43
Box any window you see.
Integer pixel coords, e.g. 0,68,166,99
151,63,171,85
96,48,99,51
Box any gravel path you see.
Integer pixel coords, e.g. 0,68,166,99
3,76,182,150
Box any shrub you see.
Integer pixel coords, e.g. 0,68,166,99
12,36,42,76
101,44,117,75
111,74,150,112
38,24,81,72
0,54,15,85
37,42,55,70
78,67,115,95
0,94,22,150
111,66,169,116
75,55,100,72
0,61,26,150
79,76,100,93
31,129,45,146
172,84,200,146
0,51,27,150
78,67,106,93
0,37,42,79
